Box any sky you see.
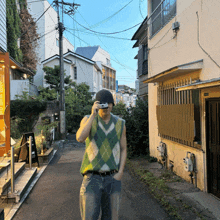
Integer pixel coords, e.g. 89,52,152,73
48,0,148,89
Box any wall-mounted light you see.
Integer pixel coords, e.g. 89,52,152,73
0,60,4,63
11,66,16,69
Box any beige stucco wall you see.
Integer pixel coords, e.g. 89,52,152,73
147,0,220,191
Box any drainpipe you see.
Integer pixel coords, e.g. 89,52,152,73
191,153,197,188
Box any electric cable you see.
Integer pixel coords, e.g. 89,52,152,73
72,17,142,35
18,1,54,39
65,27,131,40
139,0,145,19
65,29,135,80
69,12,136,75
196,11,220,69
88,0,134,29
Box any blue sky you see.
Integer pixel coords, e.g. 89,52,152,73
48,0,148,89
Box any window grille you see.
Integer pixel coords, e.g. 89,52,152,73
156,78,201,148
151,0,176,37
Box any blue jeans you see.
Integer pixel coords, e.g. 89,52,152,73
80,173,122,220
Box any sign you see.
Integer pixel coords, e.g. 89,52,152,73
0,52,10,156
116,80,118,93
17,132,39,167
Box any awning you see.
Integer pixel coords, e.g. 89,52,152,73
143,59,203,83
176,77,220,91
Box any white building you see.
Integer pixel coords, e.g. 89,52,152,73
42,51,103,94
0,0,6,51
27,0,74,87
75,46,116,94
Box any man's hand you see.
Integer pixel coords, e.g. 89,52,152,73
91,101,100,117
112,172,123,181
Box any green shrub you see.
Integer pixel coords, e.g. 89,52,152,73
10,100,47,138
112,98,149,158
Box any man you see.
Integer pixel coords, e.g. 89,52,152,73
76,89,127,220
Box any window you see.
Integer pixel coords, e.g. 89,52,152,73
143,45,148,75
143,45,148,61
151,0,176,36
74,67,77,80
106,58,110,66
56,39,59,47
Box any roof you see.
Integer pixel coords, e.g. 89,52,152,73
131,16,148,48
176,77,220,91
64,50,95,64
0,46,35,76
75,46,100,60
41,54,72,64
143,59,203,84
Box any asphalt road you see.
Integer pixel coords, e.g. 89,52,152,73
14,134,170,220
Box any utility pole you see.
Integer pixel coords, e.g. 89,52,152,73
54,0,80,139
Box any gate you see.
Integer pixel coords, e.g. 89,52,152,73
206,98,220,198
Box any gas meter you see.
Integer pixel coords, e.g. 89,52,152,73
183,152,193,172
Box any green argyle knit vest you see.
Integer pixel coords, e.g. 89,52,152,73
80,113,125,175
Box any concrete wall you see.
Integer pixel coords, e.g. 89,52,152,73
92,47,111,66
10,80,29,100
147,0,220,191
0,0,6,51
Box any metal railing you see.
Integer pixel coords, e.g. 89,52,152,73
11,136,33,194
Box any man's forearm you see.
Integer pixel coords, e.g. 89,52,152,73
118,148,127,174
76,114,95,142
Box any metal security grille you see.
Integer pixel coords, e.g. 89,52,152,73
151,0,176,36
157,80,193,106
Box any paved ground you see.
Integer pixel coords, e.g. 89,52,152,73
14,134,171,220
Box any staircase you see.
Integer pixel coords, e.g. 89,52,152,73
0,158,37,203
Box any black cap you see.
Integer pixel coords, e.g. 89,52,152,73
95,89,115,106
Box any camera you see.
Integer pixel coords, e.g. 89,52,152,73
99,103,108,109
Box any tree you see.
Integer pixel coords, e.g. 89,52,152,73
19,0,39,70
37,66,74,101
65,83,93,132
112,98,149,158
37,65,93,132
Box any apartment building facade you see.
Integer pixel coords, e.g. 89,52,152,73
145,0,220,198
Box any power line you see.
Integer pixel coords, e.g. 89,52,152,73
18,1,54,39
139,0,145,19
88,0,134,29
65,27,131,40
71,17,142,35
66,27,135,79
68,13,136,74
